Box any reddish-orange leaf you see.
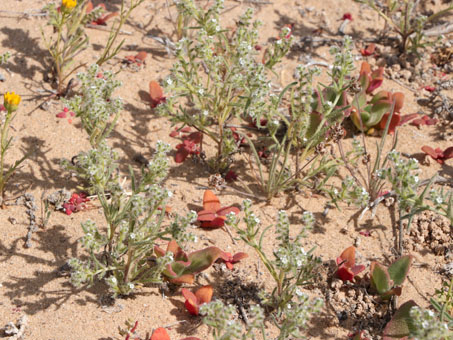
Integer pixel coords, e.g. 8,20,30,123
216,206,240,217
182,288,198,304
195,285,213,304
203,190,221,212
200,217,225,228
154,245,166,257
85,0,94,12
169,274,194,284
167,239,181,255
392,92,404,113
135,51,147,62
151,328,171,340
338,246,356,268
150,81,164,101
197,210,216,222
232,252,248,262
421,146,442,159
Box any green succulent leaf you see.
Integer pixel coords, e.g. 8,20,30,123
371,262,392,295
184,246,223,274
367,100,392,127
383,300,417,340
388,255,413,286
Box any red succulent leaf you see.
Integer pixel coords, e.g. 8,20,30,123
337,266,355,281
202,190,221,212
399,113,419,126
410,115,438,128
232,252,248,262
224,170,238,182
392,92,404,113
342,13,353,21
367,67,384,93
422,145,443,163
56,111,67,118
360,43,376,57
154,245,166,258
195,285,213,304
216,206,240,217
337,246,356,267
150,328,171,340
379,113,401,134
443,147,453,159
423,85,436,92
197,210,217,222
200,217,226,228
149,81,166,108
350,264,366,276
174,147,190,163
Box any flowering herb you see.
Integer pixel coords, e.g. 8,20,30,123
0,92,28,202
197,190,240,228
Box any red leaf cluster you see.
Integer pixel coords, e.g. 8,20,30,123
410,115,438,128
123,51,147,66
359,61,384,94
63,192,90,215
336,246,365,282
56,107,76,124
218,251,248,270
169,128,202,163
421,145,453,164
150,327,200,340
342,13,353,21
197,190,240,228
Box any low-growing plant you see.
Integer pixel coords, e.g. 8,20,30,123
354,0,453,54
64,66,199,296
154,239,222,284
335,246,366,282
243,36,355,199
181,285,213,315
42,0,103,95
217,251,248,270
196,190,240,228
227,200,321,312
0,51,10,65
382,300,452,340
157,1,292,172
0,92,29,203
370,255,412,299
200,296,322,340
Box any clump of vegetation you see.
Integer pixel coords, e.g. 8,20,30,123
355,0,453,54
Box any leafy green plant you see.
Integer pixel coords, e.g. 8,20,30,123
96,0,145,66
0,92,29,203
244,37,355,199
0,52,10,65
383,300,452,340
42,0,103,95
355,0,453,54
154,239,223,284
158,1,291,172
65,66,196,296
227,200,321,311
370,255,413,299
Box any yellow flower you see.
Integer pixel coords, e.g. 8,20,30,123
62,0,77,11
3,92,21,112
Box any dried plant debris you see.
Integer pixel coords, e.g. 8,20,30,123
46,189,72,211
16,193,38,248
403,210,452,256
214,265,263,320
4,315,27,340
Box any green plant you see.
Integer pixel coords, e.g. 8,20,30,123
0,52,10,65
370,255,413,299
0,92,29,203
42,0,103,95
431,278,453,324
355,0,453,54
227,200,321,312
96,0,145,66
158,1,291,172
244,37,354,199
65,67,197,296
154,239,223,284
